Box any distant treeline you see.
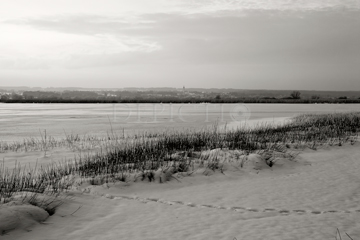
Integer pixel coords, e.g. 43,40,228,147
3,99,360,104
1,90,360,104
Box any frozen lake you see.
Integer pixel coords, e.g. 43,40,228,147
0,103,359,141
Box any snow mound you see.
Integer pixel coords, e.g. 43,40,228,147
0,202,49,235
244,154,270,170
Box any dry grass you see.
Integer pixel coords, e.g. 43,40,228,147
1,112,359,213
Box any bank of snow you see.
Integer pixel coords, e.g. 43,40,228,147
2,143,360,240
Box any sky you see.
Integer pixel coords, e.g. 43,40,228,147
0,0,359,90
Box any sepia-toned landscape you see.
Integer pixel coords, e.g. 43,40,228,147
1,0,360,239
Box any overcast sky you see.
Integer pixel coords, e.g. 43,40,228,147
0,0,359,90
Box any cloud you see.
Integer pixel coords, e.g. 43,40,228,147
49,10,358,67
3,14,153,36
0,14,162,69
176,0,360,14
2,9,360,69
0,5,359,91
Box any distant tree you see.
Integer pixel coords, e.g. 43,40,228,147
215,95,221,100
290,91,301,99
11,92,23,100
62,91,99,100
338,96,348,99
0,94,9,101
23,92,34,100
311,95,320,100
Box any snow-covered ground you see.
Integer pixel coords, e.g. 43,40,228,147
2,143,360,240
